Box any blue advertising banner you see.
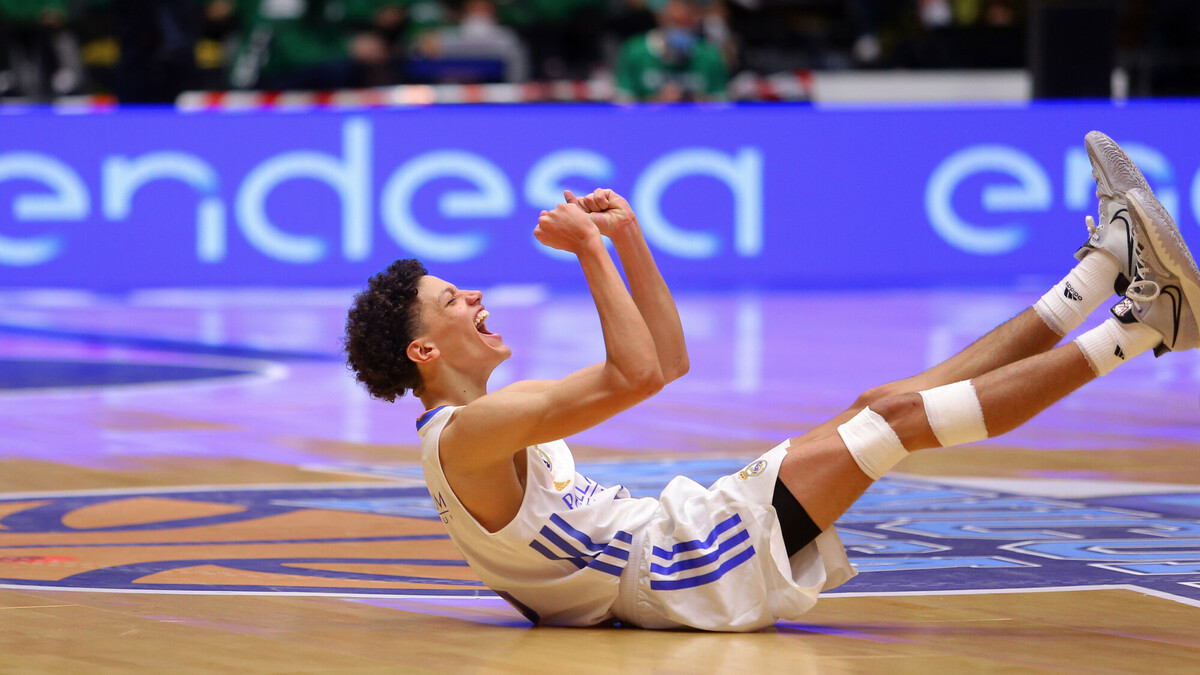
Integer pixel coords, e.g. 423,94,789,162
1,102,1198,290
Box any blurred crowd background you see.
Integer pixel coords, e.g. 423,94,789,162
1,0,1197,104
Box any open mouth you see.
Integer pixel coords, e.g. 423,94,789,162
474,309,494,336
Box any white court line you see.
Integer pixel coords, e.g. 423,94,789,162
4,583,1200,611
0,584,498,601
825,583,1200,610
6,472,1195,501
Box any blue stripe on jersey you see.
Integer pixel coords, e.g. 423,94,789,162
540,526,592,559
530,539,586,569
415,405,449,431
649,545,756,591
529,519,633,576
649,528,750,575
598,541,630,562
651,514,742,560
586,559,624,576
550,513,603,553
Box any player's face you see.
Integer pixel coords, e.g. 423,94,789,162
414,275,511,372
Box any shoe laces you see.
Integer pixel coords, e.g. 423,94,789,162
1127,278,1160,303
1127,238,1161,303
1085,215,1098,240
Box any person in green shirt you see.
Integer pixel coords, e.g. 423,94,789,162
229,0,420,90
615,0,727,102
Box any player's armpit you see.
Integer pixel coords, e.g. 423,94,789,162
439,364,660,471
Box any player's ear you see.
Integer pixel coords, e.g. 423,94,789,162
407,339,439,365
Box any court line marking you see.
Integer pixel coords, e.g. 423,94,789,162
826,584,1200,610
4,475,1200,500
3,583,1199,610
0,585,498,599
0,604,76,610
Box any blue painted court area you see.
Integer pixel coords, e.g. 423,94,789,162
3,467,1200,607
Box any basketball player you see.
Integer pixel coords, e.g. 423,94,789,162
343,132,1200,631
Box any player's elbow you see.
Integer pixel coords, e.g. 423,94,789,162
669,356,690,382
642,369,666,397
624,365,665,399
658,352,689,384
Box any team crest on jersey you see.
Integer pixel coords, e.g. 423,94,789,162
737,460,768,480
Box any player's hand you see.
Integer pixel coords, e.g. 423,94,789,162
534,202,601,254
564,189,637,238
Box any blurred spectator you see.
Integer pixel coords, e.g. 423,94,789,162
3,0,1200,101
409,0,528,82
700,0,736,71
616,0,728,102
229,0,412,90
497,0,606,79
0,0,82,100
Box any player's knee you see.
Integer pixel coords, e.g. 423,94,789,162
868,392,939,451
852,382,901,410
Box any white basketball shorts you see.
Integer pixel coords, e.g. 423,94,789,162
611,441,857,632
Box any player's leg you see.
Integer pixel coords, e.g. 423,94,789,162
778,184,1200,534
779,339,1099,530
802,131,1151,442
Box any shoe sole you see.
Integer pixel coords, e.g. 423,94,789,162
1085,131,1151,198
1128,188,1200,343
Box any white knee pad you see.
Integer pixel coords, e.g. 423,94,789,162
837,408,908,481
918,380,989,447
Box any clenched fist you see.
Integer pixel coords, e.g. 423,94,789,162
534,202,601,255
564,189,637,238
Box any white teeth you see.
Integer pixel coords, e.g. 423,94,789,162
474,310,489,327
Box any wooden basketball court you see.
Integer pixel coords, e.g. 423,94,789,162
2,287,1199,672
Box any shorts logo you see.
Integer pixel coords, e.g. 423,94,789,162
737,460,768,480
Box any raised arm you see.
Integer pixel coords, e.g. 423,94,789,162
567,188,689,382
438,202,664,471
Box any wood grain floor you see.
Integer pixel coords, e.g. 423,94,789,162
2,289,1199,672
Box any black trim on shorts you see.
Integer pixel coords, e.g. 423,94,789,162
772,477,822,557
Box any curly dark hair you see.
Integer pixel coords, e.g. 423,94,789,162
344,259,428,401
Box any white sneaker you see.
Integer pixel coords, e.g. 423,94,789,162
1075,131,1153,294
1110,187,1200,354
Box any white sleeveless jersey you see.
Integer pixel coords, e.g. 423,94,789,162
418,405,660,626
